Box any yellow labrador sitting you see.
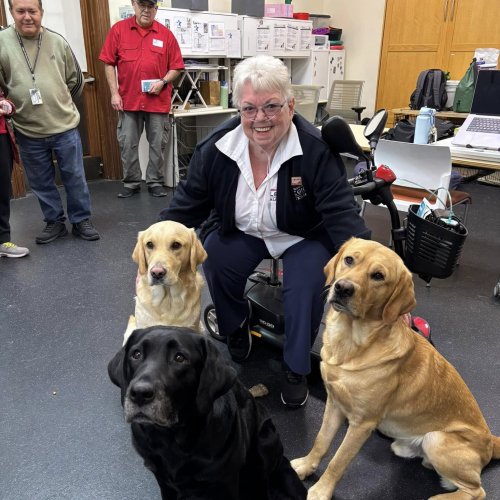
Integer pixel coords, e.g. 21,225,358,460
292,238,500,500
123,221,207,344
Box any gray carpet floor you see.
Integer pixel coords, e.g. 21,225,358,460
1,178,500,500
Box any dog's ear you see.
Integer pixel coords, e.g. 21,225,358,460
132,231,147,275
324,238,350,284
108,342,130,405
189,229,208,273
195,337,237,415
108,328,148,404
108,347,126,389
382,266,416,324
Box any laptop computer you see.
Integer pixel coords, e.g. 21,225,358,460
452,69,500,151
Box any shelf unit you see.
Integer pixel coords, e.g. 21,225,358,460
171,64,228,111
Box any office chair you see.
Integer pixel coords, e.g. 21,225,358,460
291,84,322,124
367,139,471,225
325,80,366,124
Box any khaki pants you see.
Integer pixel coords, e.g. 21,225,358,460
117,111,171,188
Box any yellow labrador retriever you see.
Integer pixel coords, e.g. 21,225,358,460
123,221,207,344
292,238,500,500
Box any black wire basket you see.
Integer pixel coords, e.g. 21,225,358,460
404,204,468,283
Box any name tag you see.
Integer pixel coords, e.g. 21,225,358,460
152,39,164,48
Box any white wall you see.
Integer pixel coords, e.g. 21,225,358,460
323,0,385,114
106,0,385,114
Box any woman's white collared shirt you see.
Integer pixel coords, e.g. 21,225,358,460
215,123,304,259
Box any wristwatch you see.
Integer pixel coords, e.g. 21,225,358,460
161,78,169,86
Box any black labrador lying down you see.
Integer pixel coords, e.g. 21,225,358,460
108,326,306,500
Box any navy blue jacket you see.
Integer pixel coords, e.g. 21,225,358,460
159,114,370,253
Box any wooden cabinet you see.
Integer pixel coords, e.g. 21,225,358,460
376,0,500,118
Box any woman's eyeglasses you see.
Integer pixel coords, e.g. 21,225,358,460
239,102,286,120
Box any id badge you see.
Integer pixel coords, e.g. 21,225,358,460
30,88,43,105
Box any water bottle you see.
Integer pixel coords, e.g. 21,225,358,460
220,81,229,109
413,107,435,144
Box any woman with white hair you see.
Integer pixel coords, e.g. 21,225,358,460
160,55,370,408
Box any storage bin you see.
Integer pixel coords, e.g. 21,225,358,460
232,0,265,17
264,4,293,18
404,204,467,282
171,0,208,11
328,28,342,41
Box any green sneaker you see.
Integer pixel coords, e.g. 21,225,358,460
0,241,30,258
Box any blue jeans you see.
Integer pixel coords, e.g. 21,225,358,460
15,128,92,224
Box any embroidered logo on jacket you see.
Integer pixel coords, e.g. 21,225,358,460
291,177,306,200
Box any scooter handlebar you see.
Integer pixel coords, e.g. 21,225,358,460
350,176,391,196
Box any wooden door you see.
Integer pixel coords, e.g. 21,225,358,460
1,0,122,198
80,0,122,180
376,0,450,120
443,0,500,78
376,0,500,121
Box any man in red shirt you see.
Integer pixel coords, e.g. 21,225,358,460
99,0,184,198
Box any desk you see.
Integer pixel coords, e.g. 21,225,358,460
432,137,500,180
349,124,371,151
348,124,500,173
391,107,468,125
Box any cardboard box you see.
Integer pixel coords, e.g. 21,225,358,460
199,81,220,106
264,4,293,18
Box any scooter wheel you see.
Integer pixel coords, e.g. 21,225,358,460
203,304,226,342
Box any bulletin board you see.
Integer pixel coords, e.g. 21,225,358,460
155,8,240,58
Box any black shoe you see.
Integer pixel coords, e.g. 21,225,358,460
35,221,68,244
148,186,168,197
117,187,140,198
72,219,100,241
280,367,309,408
227,323,252,362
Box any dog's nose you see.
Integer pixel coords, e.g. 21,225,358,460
150,265,166,282
129,381,155,406
334,279,354,299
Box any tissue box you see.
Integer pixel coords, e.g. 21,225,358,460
264,4,293,18
199,81,220,106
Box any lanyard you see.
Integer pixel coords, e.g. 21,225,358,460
15,30,43,86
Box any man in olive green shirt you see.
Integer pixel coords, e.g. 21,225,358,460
0,0,99,243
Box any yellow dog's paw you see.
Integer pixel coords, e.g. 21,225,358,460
290,456,318,480
307,481,335,500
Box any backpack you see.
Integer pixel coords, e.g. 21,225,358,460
453,59,478,113
409,69,448,111
383,118,456,143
